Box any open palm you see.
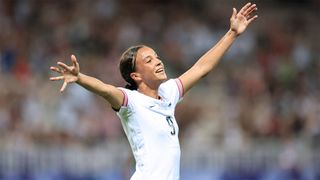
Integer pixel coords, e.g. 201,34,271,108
230,3,258,35
50,55,80,92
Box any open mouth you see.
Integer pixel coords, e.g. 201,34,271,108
155,68,164,73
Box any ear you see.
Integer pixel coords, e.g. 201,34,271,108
130,72,142,82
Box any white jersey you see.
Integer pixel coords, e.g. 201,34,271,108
117,79,184,180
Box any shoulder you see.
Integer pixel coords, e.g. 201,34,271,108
159,78,184,101
160,79,183,95
117,87,138,107
159,79,177,89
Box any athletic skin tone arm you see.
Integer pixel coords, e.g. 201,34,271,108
50,55,124,110
179,2,258,94
50,2,257,109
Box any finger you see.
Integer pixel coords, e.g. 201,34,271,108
60,82,68,92
247,15,258,24
243,4,257,16
246,12,257,20
238,2,251,15
247,7,258,15
71,54,78,68
50,66,62,73
231,8,237,19
50,76,64,81
57,62,73,72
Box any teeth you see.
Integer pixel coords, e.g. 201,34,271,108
156,68,163,73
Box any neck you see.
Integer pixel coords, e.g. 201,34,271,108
137,83,160,99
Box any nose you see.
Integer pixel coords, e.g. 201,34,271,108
155,58,162,66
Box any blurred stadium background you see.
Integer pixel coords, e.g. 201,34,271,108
0,0,320,179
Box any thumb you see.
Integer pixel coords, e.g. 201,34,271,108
60,81,67,93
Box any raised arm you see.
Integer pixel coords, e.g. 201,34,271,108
179,2,258,94
50,55,124,110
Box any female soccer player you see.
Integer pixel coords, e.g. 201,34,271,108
50,3,257,180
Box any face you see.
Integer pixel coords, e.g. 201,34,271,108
131,46,167,88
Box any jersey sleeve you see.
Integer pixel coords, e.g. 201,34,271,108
116,87,133,119
158,78,184,106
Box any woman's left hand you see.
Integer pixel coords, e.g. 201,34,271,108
230,2,258,36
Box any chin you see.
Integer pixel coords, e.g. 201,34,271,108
159,74,168,81
161,77,167,82
154,72,167,81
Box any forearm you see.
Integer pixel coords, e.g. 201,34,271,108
179,29,237,93
76,73,123,109
195,29,237,74
50,55,124,109
175,3,257,94
76,73,113,98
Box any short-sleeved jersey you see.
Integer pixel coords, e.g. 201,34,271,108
117,78,184,180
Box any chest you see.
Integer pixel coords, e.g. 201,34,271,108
134,101,179,137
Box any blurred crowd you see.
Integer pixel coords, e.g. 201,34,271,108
0,0,320,179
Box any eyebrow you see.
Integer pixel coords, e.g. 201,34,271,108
143,52,158,59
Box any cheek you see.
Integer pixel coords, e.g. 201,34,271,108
141,65,154,75
138,67,154,79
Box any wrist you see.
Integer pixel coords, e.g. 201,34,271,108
228,29,239,38
76,73,82,83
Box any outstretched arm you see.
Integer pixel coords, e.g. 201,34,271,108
179,2,258,94
50,55,124,110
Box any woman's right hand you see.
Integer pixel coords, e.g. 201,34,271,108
50,54,80,92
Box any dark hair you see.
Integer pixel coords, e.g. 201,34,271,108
119,45,144,90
